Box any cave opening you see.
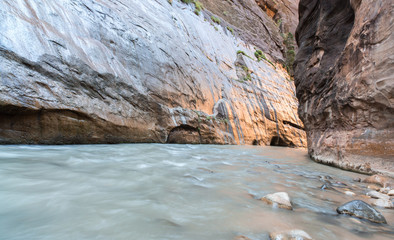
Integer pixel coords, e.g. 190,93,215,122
269,136,288,147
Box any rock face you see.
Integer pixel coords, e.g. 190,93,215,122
295,0,394,176
0,0,306,146
255,0,300,35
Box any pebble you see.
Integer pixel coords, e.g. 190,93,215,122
353,177,361,182
337,200,387,224
345,191,355,196
261,192,293,210
320,183,334,190
269,229,312,240
388,190,394,196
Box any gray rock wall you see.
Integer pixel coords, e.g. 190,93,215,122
0,0,305,146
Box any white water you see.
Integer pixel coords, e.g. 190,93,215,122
0,144,393,239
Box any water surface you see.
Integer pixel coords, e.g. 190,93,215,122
0,144,393,239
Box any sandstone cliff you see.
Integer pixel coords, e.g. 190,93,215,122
295,0,394,175
0,0,305,146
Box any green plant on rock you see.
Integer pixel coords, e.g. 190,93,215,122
211,15,221,24
283,32,296,75
254,49,275,68
180,0,204,16
236,50,253,60
226,26,234,35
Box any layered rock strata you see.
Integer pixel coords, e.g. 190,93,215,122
295,0,394,175
0,0,305,146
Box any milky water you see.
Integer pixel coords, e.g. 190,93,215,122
0,144,393,240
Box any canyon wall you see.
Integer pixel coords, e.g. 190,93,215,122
295,0,394,175
0,0,305,146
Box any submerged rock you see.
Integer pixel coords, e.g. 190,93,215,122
336,200,387,224
269,229,312,240
261,192,293,210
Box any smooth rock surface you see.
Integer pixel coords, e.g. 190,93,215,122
294,0,394,176
0,0,306,145
261,192,292,210
337,200,387,224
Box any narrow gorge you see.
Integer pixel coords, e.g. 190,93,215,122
0,0,393,240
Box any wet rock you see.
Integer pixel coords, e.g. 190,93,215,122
233,236,251,240
363,175,392,188
319,175,333,181
261,192,293,210
336,200,387,224
269,229,312,240
353,178,361,182
367,185,381,191
379,188,390,194
371,199,394,209
295,0,394,175
320,183,334,191
366,191,390,200
333,182,347,188
345,191,355,196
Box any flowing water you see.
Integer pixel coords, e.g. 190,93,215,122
0,144,393,240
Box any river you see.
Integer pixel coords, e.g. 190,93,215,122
0,144,393,239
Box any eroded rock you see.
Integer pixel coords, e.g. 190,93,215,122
295,0,394,176
337,200,387,224
0,0,306,146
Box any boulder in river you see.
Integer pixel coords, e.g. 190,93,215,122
261,192,293,210
336,200,387,224
269,229,312,240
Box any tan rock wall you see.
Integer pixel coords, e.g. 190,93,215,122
295,0,394,175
